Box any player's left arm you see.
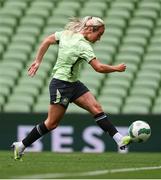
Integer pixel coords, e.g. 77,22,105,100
89,58,126,73
28,34,57,77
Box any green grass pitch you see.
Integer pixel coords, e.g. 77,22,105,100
0,151,161,179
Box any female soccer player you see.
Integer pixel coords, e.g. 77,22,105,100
12,16,131,160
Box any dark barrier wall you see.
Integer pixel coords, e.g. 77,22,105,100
0,113,160,152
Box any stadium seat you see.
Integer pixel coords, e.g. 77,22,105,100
12,33,36,47
13,85,40,99
147,44,161,54
111,0,135,11
0,16,18,28
26,7,50,19
4,103,31,112
0,76,16,89
94,42,116,55
115,53,141,67
84,1,108,14
1,0,161,114
122,104,149,114
8,43,32,56
139,0,161,12
124,96,152,107
101,103,121,114
126,27,151,39
130,17,154,29
80,8,104,18
143,53,161,64
155,23,161,33
3,51,28,65
123,36,147,47
103,33,122,45
8,94,35,106
0,85,11,98
0,95,5,107
152,105,161,114
31,0,55,11
0,43,4,57
96,52,113,64
33,103,49,112
21,16,45,29
152,95,161,114
0,67,19,81
0,61,24,73
104,78,130,91
107,8,131,20
43,26,63,35
108,71,134,82
18,75,44,89
0,28,13,45
98,96,123,108
136,71,161,83
101,87,127,99
105,17,127,30
67,103,88,113
47,16,68,28
141,63,161,73
0,38,9,54
57,1,81,10
134,78,159,90
53,9,77,18
134,9,158,20
119,44,144,57
0,8,23,20
130,87,156,99
151,35,161,44
17,26,41,37
4,1,28,11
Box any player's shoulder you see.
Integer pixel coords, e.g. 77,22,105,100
79,37,93,51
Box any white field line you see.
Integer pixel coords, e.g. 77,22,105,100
15,165,161,179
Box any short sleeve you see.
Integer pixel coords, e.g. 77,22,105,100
80,42,96,63
55,31,64,41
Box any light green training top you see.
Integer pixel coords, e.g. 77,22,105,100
52,30,96,82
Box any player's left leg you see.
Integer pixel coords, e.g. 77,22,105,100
74,91,131,149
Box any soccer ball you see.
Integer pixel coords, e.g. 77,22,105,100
128,120,151,143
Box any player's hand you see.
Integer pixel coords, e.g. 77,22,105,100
115,63,126,72
28,61,40,77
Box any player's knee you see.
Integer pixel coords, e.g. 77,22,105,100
92,103,103,115
45,118,59,130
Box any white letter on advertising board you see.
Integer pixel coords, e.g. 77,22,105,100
51,126,73,152
82,126,105,152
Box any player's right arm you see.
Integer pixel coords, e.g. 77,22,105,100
28,34,57,77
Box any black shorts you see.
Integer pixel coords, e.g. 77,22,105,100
49,78,89,108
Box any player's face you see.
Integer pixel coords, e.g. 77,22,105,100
88,26,105,43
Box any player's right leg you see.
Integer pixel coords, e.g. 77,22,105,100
11,142,25,160
11,104,66,160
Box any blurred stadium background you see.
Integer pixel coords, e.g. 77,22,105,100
0,0,161,152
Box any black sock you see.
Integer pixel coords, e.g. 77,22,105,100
94,112,118,137
22,122,49,147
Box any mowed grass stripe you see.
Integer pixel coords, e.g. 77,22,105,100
16,166,161,178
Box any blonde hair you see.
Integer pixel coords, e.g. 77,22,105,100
65,16,104,33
